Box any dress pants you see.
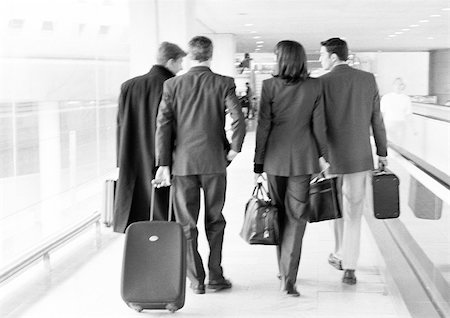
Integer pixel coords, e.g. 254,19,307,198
267,174,311,287
172,174,227,286
332,170,372,270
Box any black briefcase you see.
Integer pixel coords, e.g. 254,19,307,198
308,175,342,223
372,169,400,219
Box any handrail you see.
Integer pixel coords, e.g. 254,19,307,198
0,212,100,284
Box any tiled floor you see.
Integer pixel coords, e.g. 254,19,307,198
0,129,413,318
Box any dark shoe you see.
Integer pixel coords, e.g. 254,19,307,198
190,283,205,294
207,278,232,291
328,253,343,271
342,269,357,285
283,282,300,297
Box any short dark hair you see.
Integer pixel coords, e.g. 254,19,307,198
320,38,348,61
188,36,213,62
156,42,186,65
274,40,308,84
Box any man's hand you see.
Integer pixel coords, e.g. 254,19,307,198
378,156,388,171
319,157,330,172
227,149,238,162
152,166,171,187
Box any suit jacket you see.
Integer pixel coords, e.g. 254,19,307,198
320,64,387,174
114,65,173,233
254,77,327,176
155,66,246,175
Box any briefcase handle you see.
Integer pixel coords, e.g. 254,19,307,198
253,182,272,202
149,181,173,222
311,166,329,184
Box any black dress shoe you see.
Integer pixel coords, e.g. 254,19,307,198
190,283,205,294
206,278,232,291
283,283,300,297
342,269,357,285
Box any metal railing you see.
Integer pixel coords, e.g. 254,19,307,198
0,212,101,285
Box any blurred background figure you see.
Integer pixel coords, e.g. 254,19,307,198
238,53,252,74
381,77,412,144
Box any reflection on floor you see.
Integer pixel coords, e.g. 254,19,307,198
0,130,412,318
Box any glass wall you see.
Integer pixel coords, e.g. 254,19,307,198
0,0,129,267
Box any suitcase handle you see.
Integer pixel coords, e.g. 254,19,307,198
149,182,173,222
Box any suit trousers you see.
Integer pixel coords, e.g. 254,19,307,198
172,174,227,286
332,170,372,270
267,174,310,286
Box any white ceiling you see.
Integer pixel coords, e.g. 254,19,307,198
195,0,450,53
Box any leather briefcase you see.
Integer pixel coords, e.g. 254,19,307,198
308,175,342,223
240,183,279,245
373,169,400,219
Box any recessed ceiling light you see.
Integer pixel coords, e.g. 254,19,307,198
427,37,434,40
395,31,403,35
388,35,396,37
430,14,441,17
256,41,264,44
442,8,450,11
419,19,429,23
253,36,261,39
244,23,253,27
410,24,420,27
401,28,410,31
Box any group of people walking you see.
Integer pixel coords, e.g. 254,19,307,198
114,35,388,297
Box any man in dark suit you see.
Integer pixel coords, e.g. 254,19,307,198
319,38,388,285
154,36,246,294
114,42,186,233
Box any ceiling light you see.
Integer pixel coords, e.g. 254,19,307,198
256,41,264,44
419,19,429,23
410,24,420,27
388,35,396,37
253,36,261,39
244,23,253,27
430,14,441,17
395,32,403,35
427,37,434,40
442,8,450,11
250,31,257,33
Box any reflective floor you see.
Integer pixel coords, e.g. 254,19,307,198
0,128,415,318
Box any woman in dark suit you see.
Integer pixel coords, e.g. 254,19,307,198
254,40,328,297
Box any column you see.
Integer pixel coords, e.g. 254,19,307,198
205,33,237,77
128,0,195,77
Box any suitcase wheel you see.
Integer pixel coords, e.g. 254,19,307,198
166,303,178,313
129,304,143,312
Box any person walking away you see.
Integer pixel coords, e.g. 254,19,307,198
114,42,186,233
154,36,246,295
380,77,412,144
319,38,388,285
254,40,328,296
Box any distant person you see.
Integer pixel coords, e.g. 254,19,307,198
254,40,328,297
244,82,253,118
113,42,186,233
319,38,387,285
381,77,412,143
154,36,246,295
238,53,252,74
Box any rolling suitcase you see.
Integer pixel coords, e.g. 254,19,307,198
121,185,186,313
372,169,400,219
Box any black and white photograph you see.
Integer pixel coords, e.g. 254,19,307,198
0,0,449,317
